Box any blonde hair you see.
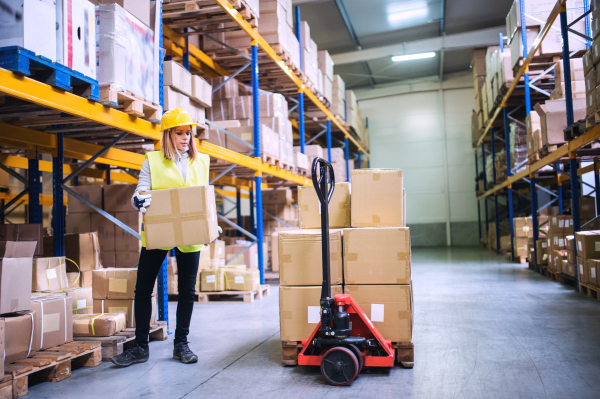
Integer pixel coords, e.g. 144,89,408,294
161,127,198,161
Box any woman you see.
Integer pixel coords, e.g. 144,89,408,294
112,108,211,367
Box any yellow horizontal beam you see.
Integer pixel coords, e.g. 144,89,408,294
211,0,368,156
475,0,564,148
215,188,250,199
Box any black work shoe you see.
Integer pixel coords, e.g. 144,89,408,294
173,342,198,364
111,344,149,367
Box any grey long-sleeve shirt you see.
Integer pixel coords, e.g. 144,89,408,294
131,149,189,210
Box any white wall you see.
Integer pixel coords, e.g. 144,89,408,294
358,87,477,237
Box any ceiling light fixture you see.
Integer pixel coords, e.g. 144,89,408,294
391,52,436,62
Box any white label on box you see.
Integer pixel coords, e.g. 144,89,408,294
592,268,597,279
580,264,584,274
206,275,216,283
548,239,551,246
559,239,565,246
542,242,547,248
307,306,320,323
552,218,557,226
218,247,223,255
43,313,61,333
241,132,253,141
554,237,558,245
569,219,573,226
595,241,600,251
559,220,564,228
77,299,87,310
46,268,57,279
371,304,385,322
523,226,530,232
255,277,260,285
234,275,244,284
543,254,548,260
524,245,528,251
579,241,583,251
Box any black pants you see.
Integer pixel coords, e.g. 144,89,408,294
134,247,200,347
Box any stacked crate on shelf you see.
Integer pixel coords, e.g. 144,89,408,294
318,50,334,105
575,231,600,289
485,46,514,114
471,48,487,147
331,74,346,121
509,122,528,173
526,105,543,164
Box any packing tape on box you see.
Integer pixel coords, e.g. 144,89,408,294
373,215,381,224
346,253,358,261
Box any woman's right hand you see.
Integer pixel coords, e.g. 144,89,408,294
133,193,152,213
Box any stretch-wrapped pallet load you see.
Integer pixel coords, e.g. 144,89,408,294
509,122,528,172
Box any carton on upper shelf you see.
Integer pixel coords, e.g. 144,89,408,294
351,169,404,228
262,189,293,205
0,241,37,314
89,0,150,27
142,186,219,250
343,227,411,285
533,99,586,147
575,231,600,259
345,284,413,343
549,215,574,234
73,313,126,337
0,224,44,256
31,296,73,350
56,0,97,78
67,185,103,213
163,60,192,97
210,240,226,259
32,257,69,292
191,75,212,108
278,229,343,286
4,311,35,363
279,285,343,342
298,182,350,229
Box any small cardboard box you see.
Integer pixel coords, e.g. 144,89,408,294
200,268,225,292
278,229,343,286
115,252,139,268
31,296,73,350
587,259,600,287
93,299,142,328
92,268,137,299
298,182,350,229
0,224,43,256
210,240,226,259
52,287,93,315
262,188,293,205
223,268,260,291
32,257,69,291
549,215,574,234
345,284,413,342
4,311,35,363
548,233,568,253
343,227,410,285
575,231,600,259
0,242,37,313
66,185,103,213
279,285,343,341
73,313,126,337
104,185,137,213
143,186,219,250
351,169,404,227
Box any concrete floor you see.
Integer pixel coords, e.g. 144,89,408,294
27,247,600,398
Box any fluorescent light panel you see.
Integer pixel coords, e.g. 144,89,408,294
391,52,436,62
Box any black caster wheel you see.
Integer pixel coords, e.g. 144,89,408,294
348,344,363,374
320,346,359,386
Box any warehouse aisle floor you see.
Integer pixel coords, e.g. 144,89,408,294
27,247,600,398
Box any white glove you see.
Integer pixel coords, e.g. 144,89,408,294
133,193,152,213
218,226,223,235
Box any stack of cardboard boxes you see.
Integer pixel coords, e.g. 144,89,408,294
319,50,334,105
279,168,412,349
262,188,299,268
547,215,573,272
471,48,487,146
575,231,600,286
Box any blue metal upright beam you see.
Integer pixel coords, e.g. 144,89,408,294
236,187,243,237
520,0,531,113
295,6,305,153
560,10,574,126
595,160,600,216
326,119,332,162
491,129,500,254
530,176,539,272
52,131,65,257
249,182,256,237
503,108,514,260
357,151,361,169
28,152,42,224
344,137,350,182
585,0,592,49
183,27,190,71
252,42,265,285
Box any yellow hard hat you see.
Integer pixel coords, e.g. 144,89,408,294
160,108,197,131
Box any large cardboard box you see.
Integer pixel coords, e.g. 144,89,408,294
575,231,600,259
536,240,548,265
223,268,260,291
271,232,279,272
225,244,257,269
199,245,211,270
210,240,226,259
4,311,35,363
103,185,137,212
351,169,404,227
191,75,212,108
163,60,192,97
0,241,36,314
587,259,599,287
199,268,226,292
278,229,343,286
343,227,410,285
32,257,69,291
66,212,92,234
48,233,101,272
91,213,116,252
92,268,137,299
0,224,43,256
73,313,126,337
51,287,93,315
262,189,294,205
344,285,413,343
67,185,103,213
142,186,219,250
549,215,574,234
114,211,142,252
31,296,73,350
279,285,343,341
298,182,350,229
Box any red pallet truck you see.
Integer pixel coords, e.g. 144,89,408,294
297,158,395,386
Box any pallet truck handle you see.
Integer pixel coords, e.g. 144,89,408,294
311,157,335,301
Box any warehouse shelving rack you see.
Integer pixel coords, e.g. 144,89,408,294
474,0,600,287
0,0,370,324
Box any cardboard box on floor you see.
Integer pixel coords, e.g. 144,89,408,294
223,268,260,291
298,182,350,229
142,186,219,250
0,224,44,256
0,241,37,314
73,313,126,337
345,284,413,343
4,311,35,363
343,227,410,285
31,296,73,350
199,268,226,292
32,257,69,292
278,229,343,286
351,169,404,227
279,285,343,341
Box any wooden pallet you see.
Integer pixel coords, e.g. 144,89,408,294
514,255,528,264
296,167,309,177
280,341,414,368
163,0,258,30
579,282,600,299
72,321,167,361
4,341,101,398
0,46,100,101
197,284,270,303
538,144,559,158
99,84,162,123
261,153,281,167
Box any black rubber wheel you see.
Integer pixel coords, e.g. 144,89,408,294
320,346,359,386
348,344,363,374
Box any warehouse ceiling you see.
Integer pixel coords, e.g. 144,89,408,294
293,0,514,89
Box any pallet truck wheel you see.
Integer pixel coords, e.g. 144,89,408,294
320,346,359,386
348,344,363,374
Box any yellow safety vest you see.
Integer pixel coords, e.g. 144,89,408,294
141,149,210,252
